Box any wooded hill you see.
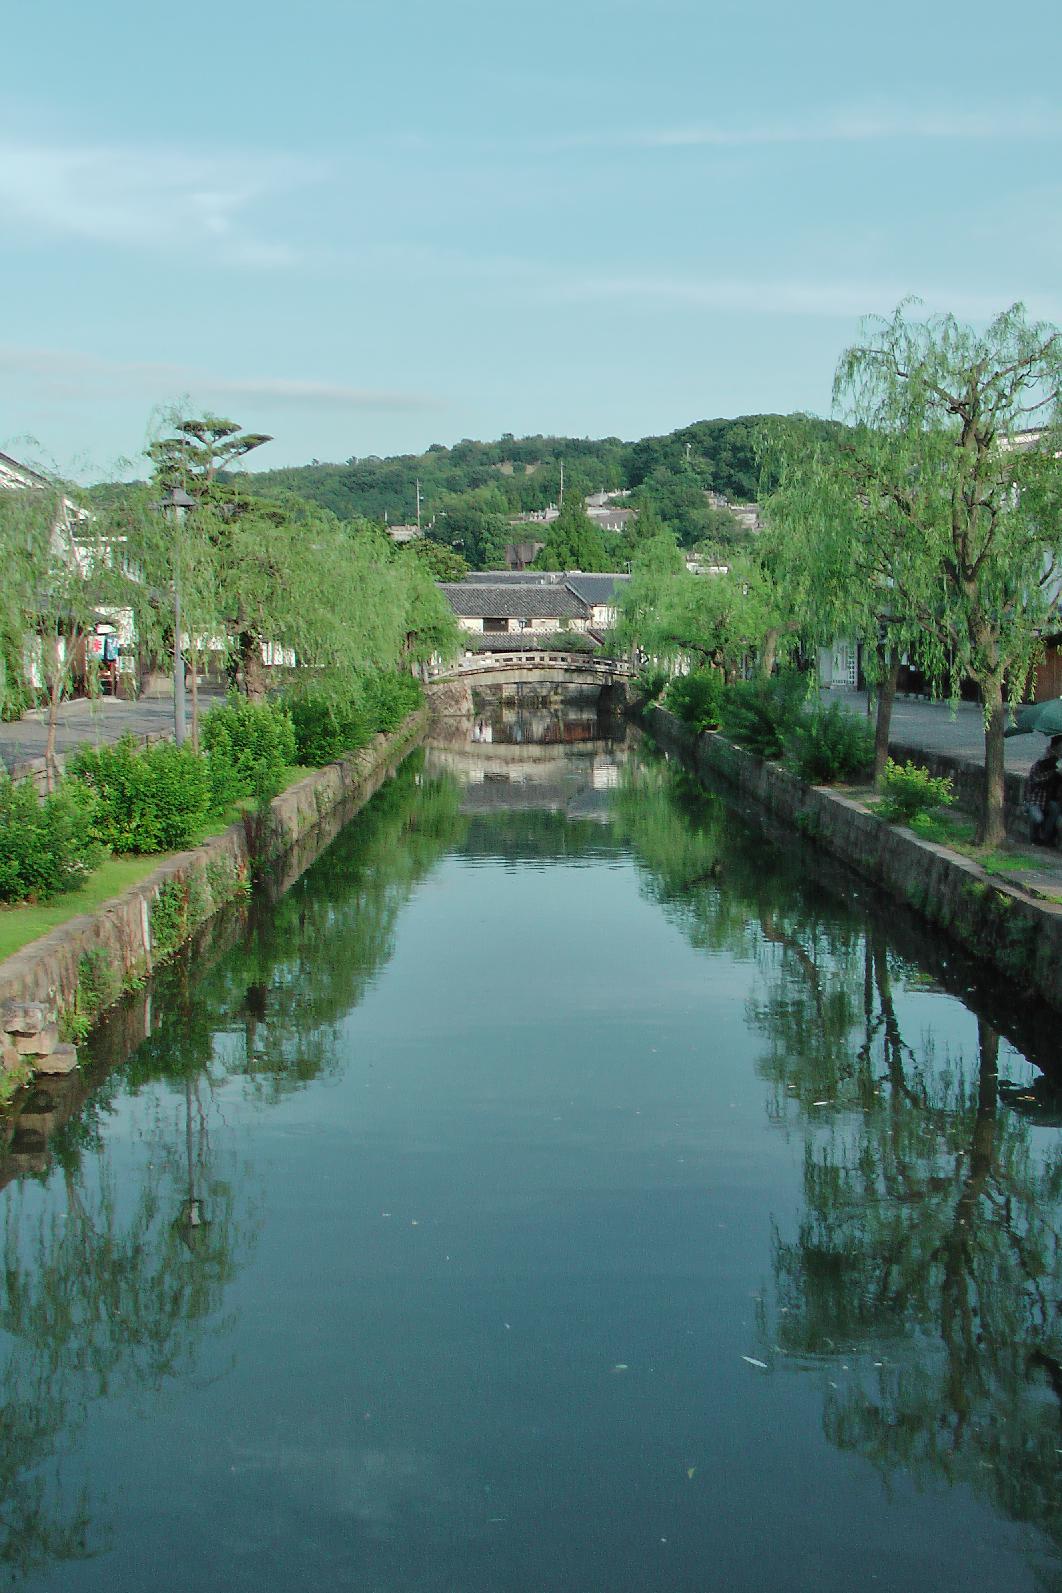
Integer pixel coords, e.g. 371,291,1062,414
231,414,840,550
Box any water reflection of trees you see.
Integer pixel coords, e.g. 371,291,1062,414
0,1082,242,1580
123,758,466,1104
769,994,1062,1560
0,756,466,1582
618,750,1062,1566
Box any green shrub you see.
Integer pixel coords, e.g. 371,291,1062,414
288,693,371,766
635,665,669,703
664,669,725,733
362,672,423,734
787,701,874,784
72,737,211,853
0,774,103,902
201,695,296,807
877,758,954,824
719,673,807,759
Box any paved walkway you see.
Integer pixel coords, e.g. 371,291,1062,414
0,688,226,772
832,688,1042,776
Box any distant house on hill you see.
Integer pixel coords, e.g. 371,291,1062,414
504,539,545,569
586,504,633,533
386,523,422,545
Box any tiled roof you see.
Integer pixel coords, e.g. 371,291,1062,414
440,583,588,619
564,574,630,606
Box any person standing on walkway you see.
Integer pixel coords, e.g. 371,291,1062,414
1026,736,1062,846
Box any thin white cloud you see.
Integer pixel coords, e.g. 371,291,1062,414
439,249,1062,324
0,347,439,412
0,139,321,266
541,100,1062,153
551,270,1004,321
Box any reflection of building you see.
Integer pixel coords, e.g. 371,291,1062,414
424,736,626,821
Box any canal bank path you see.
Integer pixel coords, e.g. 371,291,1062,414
834,687,1042,776
0,686,227,774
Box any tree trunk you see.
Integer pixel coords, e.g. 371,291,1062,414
978,674,1007,847
44,632,64,793
759,628,780,680
873,644,900,789
239,631,267,702
189,644,200,752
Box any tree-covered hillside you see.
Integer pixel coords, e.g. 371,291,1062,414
88,414,842,571
229,416,838,531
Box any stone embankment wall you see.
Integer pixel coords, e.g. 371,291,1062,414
646,707,1062,1013
0,710,427,1077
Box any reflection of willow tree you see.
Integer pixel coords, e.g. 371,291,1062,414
127,759,467,1105
0,1084,242,1581
761,934,1062,1558
617,748,1062,1558
0,759,465,1581
613,754,865,980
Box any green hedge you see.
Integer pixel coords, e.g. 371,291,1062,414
4,679,422,898
288,694,371,766
664,670,725,733
719,673,807,760
201,696,297,807
877,758,954,824
71,737,212,853
787,701,873,784
0,774,103,902
361,672,423,733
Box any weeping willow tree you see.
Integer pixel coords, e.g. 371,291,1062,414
0,481,123,782
616,526,806,682
775,304,1061,842
111,413,459,720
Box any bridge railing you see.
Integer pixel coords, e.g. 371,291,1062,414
426,651,634,681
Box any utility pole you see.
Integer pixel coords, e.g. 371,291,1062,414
416,477,422,532
559,460,564,507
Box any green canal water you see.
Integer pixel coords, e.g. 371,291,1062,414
1,719,1061,1592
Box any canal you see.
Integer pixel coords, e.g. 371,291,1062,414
1,712,1060,1591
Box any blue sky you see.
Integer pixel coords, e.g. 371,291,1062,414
3,0,1060,480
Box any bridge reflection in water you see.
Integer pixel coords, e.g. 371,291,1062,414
424,683,627,819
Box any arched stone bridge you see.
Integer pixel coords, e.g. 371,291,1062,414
426,650,634,688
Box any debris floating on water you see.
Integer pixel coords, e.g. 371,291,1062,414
742,1356,768,1370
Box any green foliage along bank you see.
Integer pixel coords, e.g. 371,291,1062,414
0,676,426,906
